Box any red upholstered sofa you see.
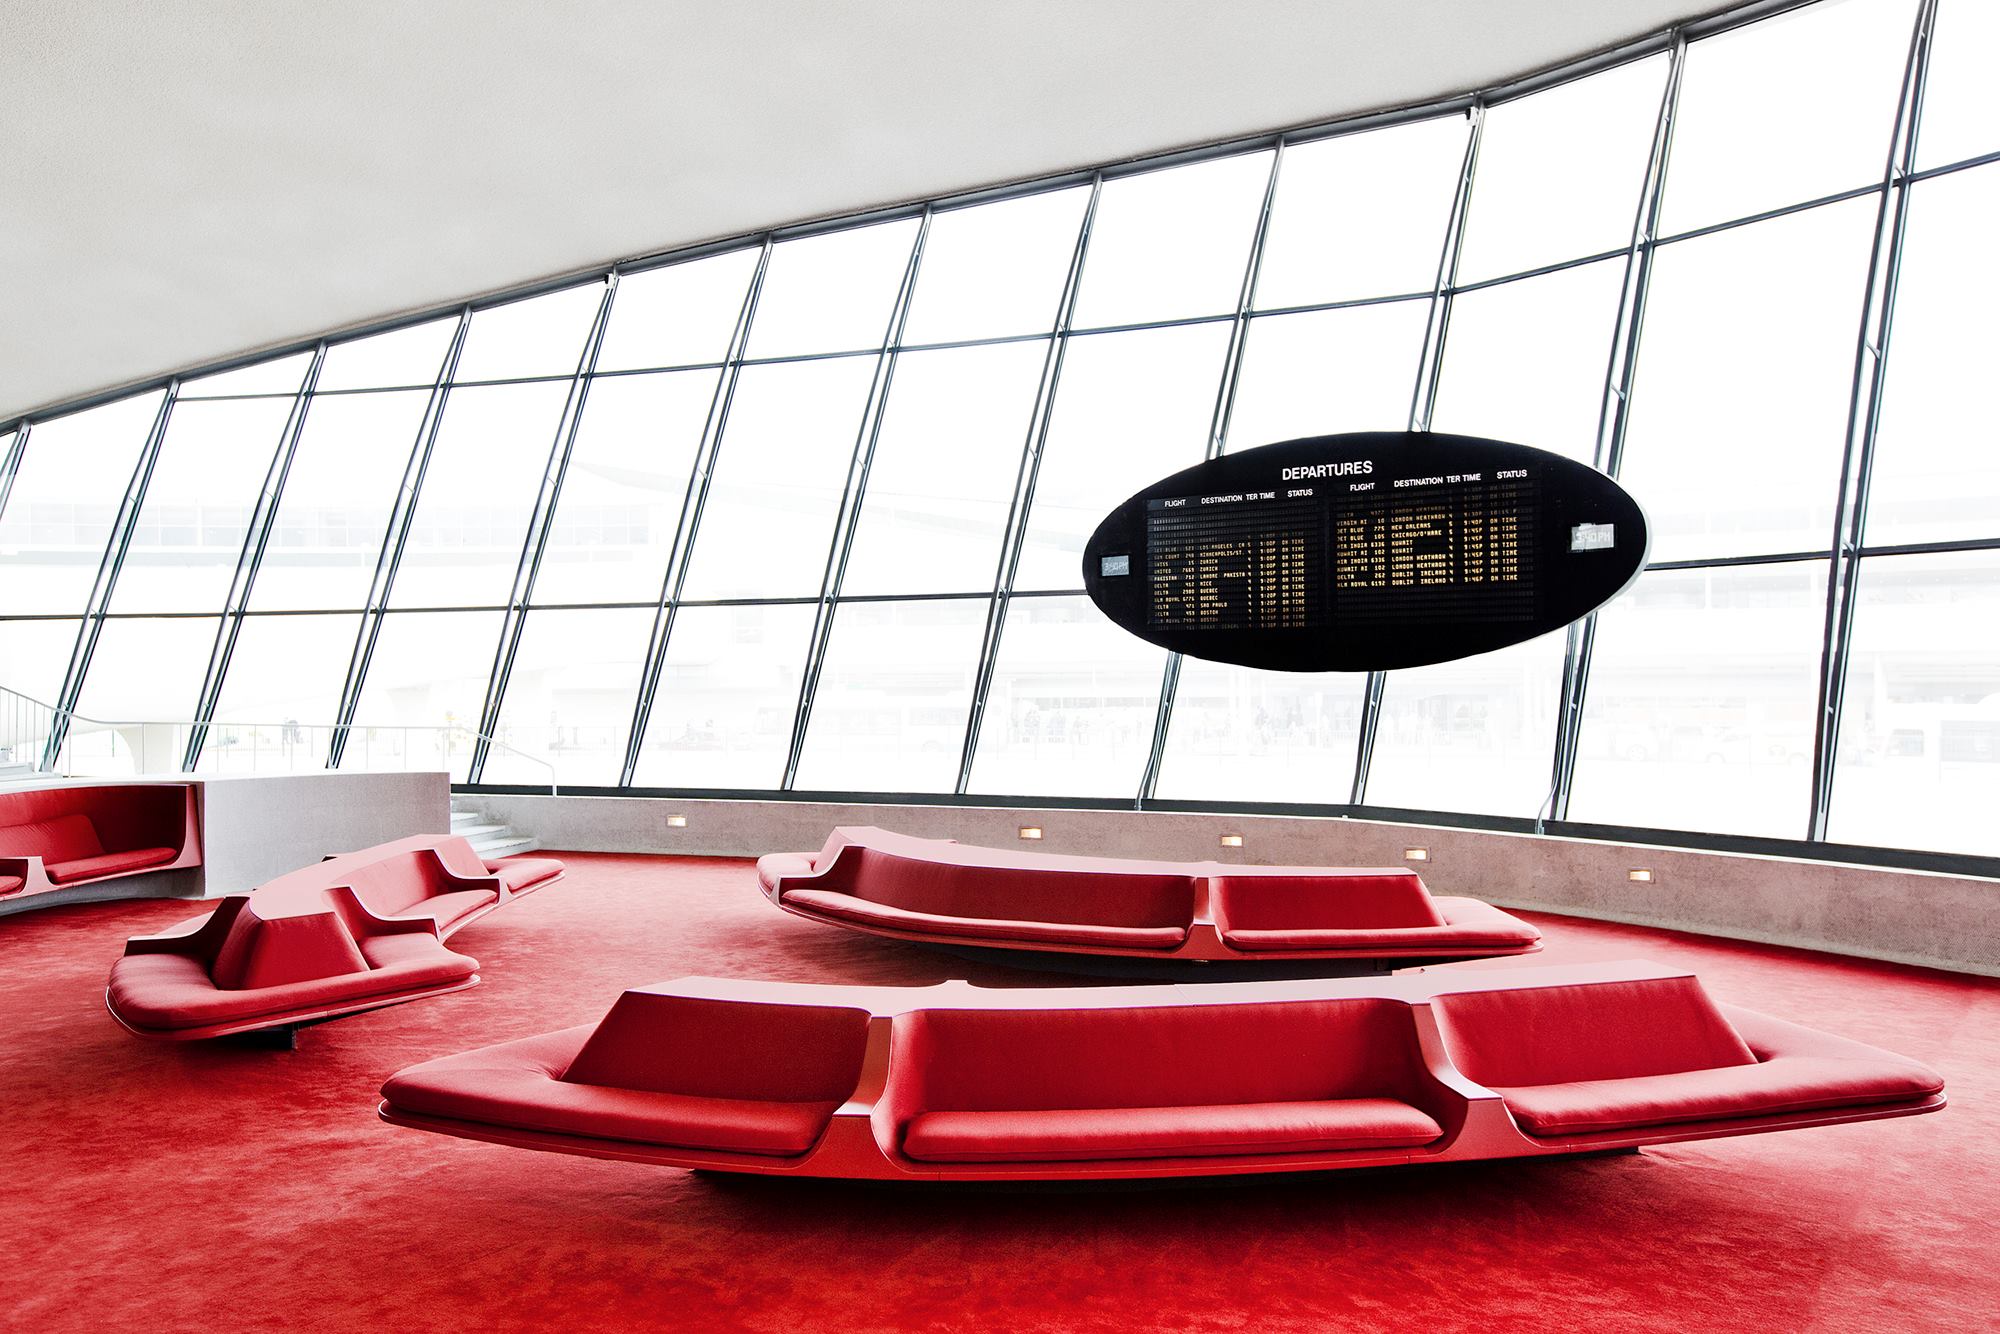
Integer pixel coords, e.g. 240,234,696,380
758,827,1539,966
0,783,200,903
106,834,563,1041
377,961,1944,1182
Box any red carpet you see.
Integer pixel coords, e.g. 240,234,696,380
5,853,1994,1333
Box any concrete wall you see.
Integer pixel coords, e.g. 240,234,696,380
197,770,450,894
463,792,2000,978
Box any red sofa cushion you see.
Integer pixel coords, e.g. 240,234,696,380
210,911,371,991
901,999,1425,1113
756,852,815,894
485,857,562,894
782,888,1188,951
383,887,499,932
45,845,177,884
1431,977,1757,1089
108,944,476,1032
562,994,870,1104
1224,920,1540,952
384,1028,840,1156
903,1097,1442,1163
0,874,25,896
1213,872,1444,931
1496,1055,1947,1136
0,812,105,864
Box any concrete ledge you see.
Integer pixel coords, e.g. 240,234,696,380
460,793,2000,979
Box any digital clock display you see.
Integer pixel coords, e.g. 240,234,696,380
1084,432,1646,672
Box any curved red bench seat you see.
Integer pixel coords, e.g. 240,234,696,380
759,827,1540,966
377,962,1944,1182
0,783,200,904
105,835,563,1041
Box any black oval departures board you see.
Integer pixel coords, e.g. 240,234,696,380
1082,431,1648,672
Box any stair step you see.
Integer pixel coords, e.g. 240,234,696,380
477,834,541,858
453,822,508,840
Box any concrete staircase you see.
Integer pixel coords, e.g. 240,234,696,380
451,799,540,859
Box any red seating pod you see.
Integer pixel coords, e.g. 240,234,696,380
377,961,1944,1181
0,783,200,903
105,834,564,1041
759,827,1541,966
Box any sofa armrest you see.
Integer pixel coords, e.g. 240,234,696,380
416,847,505,896
124,896,248,961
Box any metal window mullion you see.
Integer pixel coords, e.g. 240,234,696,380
781,211,934,789
326,308,472,768
1138,144,1288,805
1544,32,1688,827
467,277,621,782
183,344,328,771
0,421,30,528
618,237,776,786
1351,104,1486,807
1808,0,1936,841
955,175,1104,795
42,384,180,768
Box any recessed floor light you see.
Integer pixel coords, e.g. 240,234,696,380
1018,826,1043,840
1628,868,1654,883
666,814,687,828
1404,848,1429,862
1219,834,1244,848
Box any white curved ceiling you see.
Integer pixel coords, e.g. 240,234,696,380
2,0,1733,422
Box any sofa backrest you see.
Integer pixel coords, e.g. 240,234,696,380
344,855,451,917
563,994,871,1104
209,907,370,990
0,812,105,864
1430,977,1757,1089
833,846,1194,929
896,998,1423,1114
1213,872,1444,931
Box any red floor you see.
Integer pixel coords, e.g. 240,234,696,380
5,853,1995,1333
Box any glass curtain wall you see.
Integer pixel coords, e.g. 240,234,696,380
2,0,1993,857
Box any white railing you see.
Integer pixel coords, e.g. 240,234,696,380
0,686,558,794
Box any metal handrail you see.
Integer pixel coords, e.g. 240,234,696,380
0,685,558,794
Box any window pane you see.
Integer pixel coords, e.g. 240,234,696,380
486,607,651,787
0,617,80,705
387,381,574,608
1917,0,2000,169
744,220,920,359
1014,323,1232,591
1619,199,1876,561
318,316,458,392
841,341,1049,596
1662,0,1917,234
634,602,816,789
1862,166,2000,546
181,350,314,398
595,249,759,372
1071,152,1273,328
1570,563,1827,837
1458,56,1666,281
0,391,161,615
199,612,361,774
452,283,604,383
211,611,358,727
111,397,296,614
532,369,720,606
1830,552,2000,855
73,616,217,720
344,609,504,781
1153,664,1361,803
968,595,1165,798
903,188,1089,345
250,390,427,611
793,598,986,792
1226,302,1430,451
1256,117,1467,309
677,357,879,600
1366,633,1566,816
1431,258,1625,461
